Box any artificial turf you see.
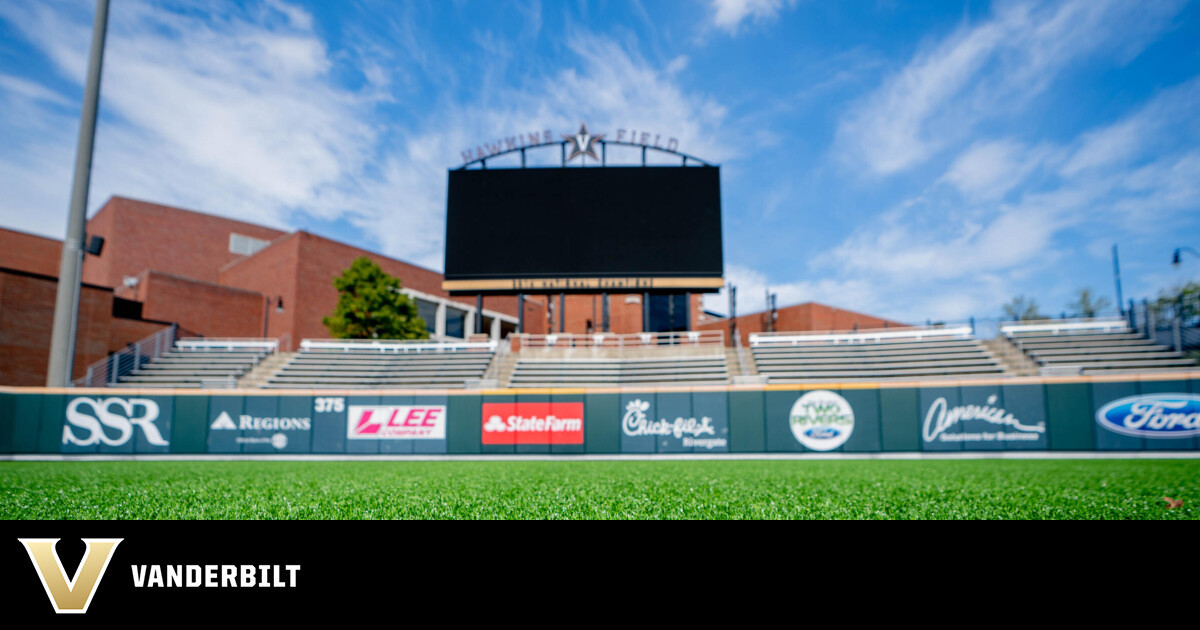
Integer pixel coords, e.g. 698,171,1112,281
1,459,1196,519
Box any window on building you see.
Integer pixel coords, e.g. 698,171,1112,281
647,294,689,333
416,299,438,336
445,307,467,338
229,233,270,256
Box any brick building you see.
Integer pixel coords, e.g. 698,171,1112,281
1,195,903,385
696,301,907,346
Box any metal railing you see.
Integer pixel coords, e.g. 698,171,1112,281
176,337,280,352
749,325,972,347
999,317,1127,336
517,330,724,350
300,338,498,353
73,324,179,388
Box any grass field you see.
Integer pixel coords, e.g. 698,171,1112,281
1,459,1197,519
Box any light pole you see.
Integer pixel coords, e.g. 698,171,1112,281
1172,247,1200,267
47,0,110,387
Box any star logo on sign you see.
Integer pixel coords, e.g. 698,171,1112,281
563,122,604,161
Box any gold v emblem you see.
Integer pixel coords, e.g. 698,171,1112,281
19,538,122,614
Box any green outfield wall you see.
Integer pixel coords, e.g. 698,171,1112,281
2,376,1199,455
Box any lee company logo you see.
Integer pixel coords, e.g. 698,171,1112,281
348,405,447,440
1096,394,1200,439
481,403,584,445
20,538,122,614
789,390,855,451
63,398,168,447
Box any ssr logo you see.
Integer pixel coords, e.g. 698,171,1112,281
63,398,168,447
20,538,122,614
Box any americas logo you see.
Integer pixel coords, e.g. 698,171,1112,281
1096,394,1200,439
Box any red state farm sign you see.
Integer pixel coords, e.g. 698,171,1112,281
481,403,584,445
348,405,446,440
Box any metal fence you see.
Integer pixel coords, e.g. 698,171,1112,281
72,324,179,388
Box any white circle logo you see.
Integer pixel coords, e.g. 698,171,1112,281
789,390,855,451
270,432,288,450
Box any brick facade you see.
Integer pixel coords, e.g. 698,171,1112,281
697,301,907,346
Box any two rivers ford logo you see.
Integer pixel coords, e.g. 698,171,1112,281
1095,394,1200,439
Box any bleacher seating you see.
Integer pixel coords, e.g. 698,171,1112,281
113,339,276,388
509,355,729,388
749,326,1006,382
508,331,729,388
262,339,496,389
1003,319,1198,375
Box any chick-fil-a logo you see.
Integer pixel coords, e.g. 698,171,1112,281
1095,394,1200,439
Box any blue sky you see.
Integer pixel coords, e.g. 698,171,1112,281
1,0,1198,323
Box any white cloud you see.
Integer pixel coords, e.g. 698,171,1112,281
802,75,1200,322
942,139,1047,202
0,2,732,270
709,0,798,35
836,0,1185,176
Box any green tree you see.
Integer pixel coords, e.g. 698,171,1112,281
1066,288,1112,318
322,257,428,339
1002,295,1046,321
1149,281,1200,325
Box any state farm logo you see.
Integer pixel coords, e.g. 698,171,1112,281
348,406,446,440
63,398,168,447
481,403,584,445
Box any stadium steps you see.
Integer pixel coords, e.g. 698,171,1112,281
237,352,296,389
982,337,1039,376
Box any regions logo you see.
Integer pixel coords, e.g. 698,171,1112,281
621,399,727,450
1096,394,1200,439
789,390,854,451
210,411,311,450
481,403,584,445
63,398,168,447
348,406,446,440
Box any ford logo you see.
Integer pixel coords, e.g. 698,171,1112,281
804,427,841,440
1095,394,1200,439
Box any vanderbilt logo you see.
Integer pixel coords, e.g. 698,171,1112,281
19,538,122,614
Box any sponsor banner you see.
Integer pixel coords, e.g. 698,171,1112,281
922,391,1046,448
481,403,584,445
347,405,447,440
61,397,172,454
621,396,729,452
788,390,854,451
1096,394,1200,439
207,396,312,454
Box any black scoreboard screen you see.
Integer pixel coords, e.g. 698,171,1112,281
443,167,723,293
